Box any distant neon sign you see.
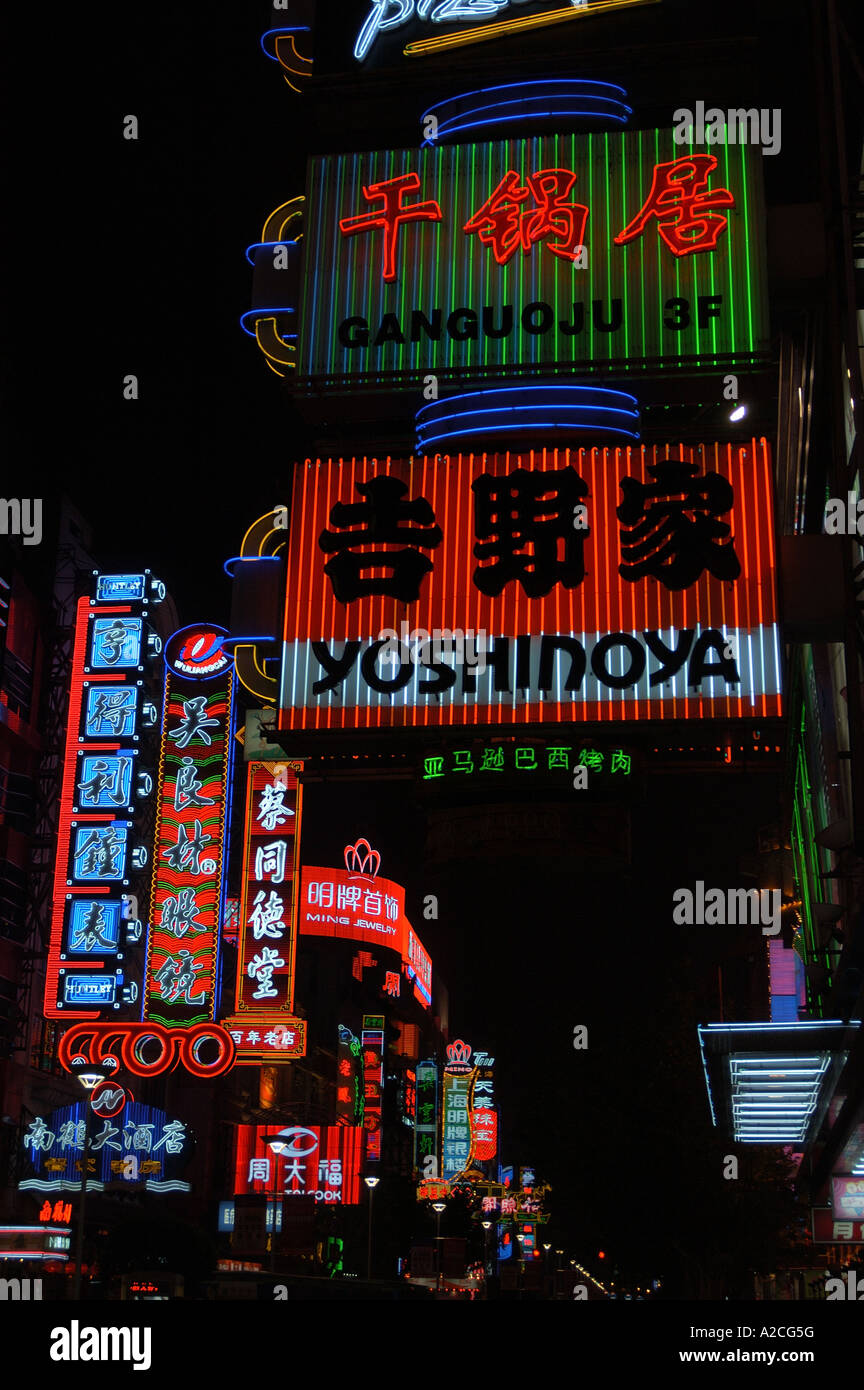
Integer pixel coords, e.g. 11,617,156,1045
362,1015,385,1162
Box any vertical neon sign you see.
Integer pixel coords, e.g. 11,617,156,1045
143,626,234,1026
220,760,307,1061
361,1014,385,1162
414,1058,439,1174
44,573,165,1020
442,1040,474,1180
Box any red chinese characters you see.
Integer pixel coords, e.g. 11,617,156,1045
614,154,734,258
339,172,443,283
340,157,736,285
463,168,589,266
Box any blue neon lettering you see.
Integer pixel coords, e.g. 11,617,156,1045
354,0,583,62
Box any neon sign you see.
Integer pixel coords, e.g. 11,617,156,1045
421,741,633,782
233,1124,364,1204
472,1060,497,1161
144,628,234,1027
443,1041,474,1179
291,132,765,385
278,446,781,733
337,1025,364,1127
237,762,298,1011
414,1059,439,1173
362,1015,385,1162
20,1101,191,1195
352,0,654,62
58,1020,236,1079
44,573,165,1021
299,840,433,1006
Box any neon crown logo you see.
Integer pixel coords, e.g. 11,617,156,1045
344,838,381,878
447,1039,472,1067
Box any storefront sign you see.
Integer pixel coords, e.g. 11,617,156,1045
294,131,765,386
278,444,780,732
144,629,234,1026
20,1102,190,1195
45,574,164,1021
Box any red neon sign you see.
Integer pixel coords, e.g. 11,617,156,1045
340,158,734,283
463,168,588,266
299,840,432,1006
58,1020,236,1079
278,444,780,732
144,662,233,1026
233,1124,364,1204
235,762,300,1015
339,172,443,282
44,595,156,1021
614,155,734,258
361,1016,384,1163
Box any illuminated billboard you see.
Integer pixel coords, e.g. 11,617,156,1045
278,444,780,732
233,1124,365,1204
21,1102,191,1195
266,2,658,76
288,130,765,388
299,839,433,1005
362,1015,385,1163
143,627,234,1026
220,760,307,1061
44,574,165,1021
442,1040,474,1180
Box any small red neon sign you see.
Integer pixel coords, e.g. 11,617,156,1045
463,168,588,266
339,172,443,283
614,155,734,258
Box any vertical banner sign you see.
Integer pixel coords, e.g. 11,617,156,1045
471,1055,497,1162
361,1015,385,1163
220,760,308,1061
144,627,234,1026
45,573,165,1020
442,1040,474,1180
414,1059,439,1175
336,1025,363,1127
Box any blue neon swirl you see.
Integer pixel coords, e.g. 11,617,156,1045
260,27,312,60
420,78,628,125
240,308,297,336
245,240,300,266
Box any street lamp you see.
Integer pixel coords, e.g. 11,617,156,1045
481,1219,493,1280
432,1201,447,1293
364,1176,380,1281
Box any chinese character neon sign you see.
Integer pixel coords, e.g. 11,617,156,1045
144,629,234,1027
44,574,164,1021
